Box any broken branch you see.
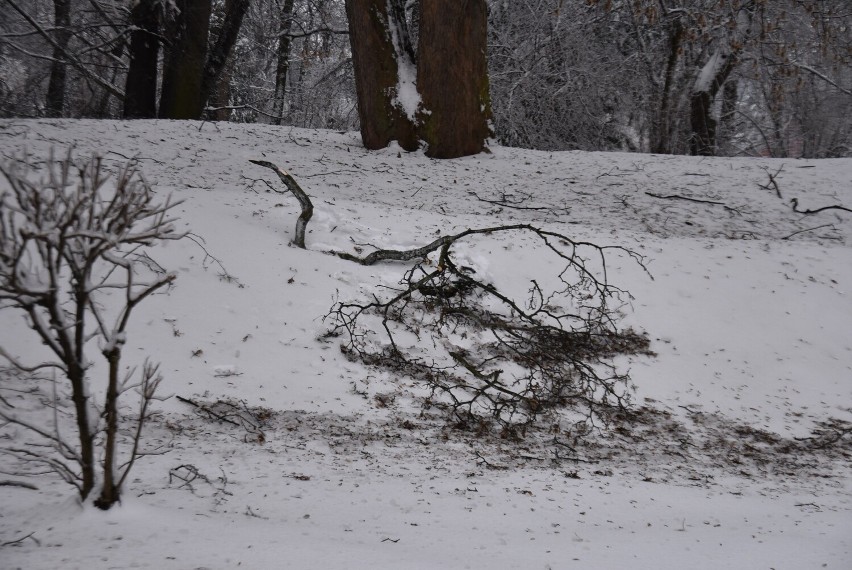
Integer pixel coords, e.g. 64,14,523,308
249,160,314,249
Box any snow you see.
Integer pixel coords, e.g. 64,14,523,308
1,119,850,569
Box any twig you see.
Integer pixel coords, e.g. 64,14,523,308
185,233,244,287
645,192,741,214
1,531,40,547
176,395,241,427
468,190,553,212
0,480,38,490
758,165,784,199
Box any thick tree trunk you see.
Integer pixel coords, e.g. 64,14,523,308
651,18,683,154
417,0,491,158
344,0,418,151
159,0,212,119
272,0,296,125
123,0,160,119
689,2,755,156
200,0,249,112
689,50,737,156
46,0,71,117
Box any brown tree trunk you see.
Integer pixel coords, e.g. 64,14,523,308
123,0,160,118
651,18,683,154
344,0,418,151
46,0,71,117
272,0,296,125
417,0,491,158
159,0,212,119
200,0,249,112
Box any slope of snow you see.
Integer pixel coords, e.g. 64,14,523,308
0,119,850,569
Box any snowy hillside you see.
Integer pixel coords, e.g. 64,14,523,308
1,119,850,569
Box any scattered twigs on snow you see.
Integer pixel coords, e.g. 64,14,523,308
467,190,568,214
176,395,241,427
249,160,314,249
645,192,741,214
176,396,270,443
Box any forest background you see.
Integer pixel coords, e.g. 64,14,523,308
1,0,850,159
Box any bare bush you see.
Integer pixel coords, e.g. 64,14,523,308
0,150,184,509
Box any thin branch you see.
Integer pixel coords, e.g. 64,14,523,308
790,198,852,215
645,191,741,214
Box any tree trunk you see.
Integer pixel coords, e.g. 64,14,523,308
159,0,212,119
344,0,418,151
46,0,71,117
651,18,683,154
200,0,249,112
123,0,160,119
272,0,296,125
210,55,234,120
94,348,121,509
689,2,755,156
417,0,491,158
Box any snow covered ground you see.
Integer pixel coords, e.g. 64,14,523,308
1,119,850,569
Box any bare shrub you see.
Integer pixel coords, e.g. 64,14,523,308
0,150,184,509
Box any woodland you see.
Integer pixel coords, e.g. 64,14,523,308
1,0,850,158
0,1,850,567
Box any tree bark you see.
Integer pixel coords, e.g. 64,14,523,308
417,0,492,158
344,0,418,151
689,51,736,156
200,0,250,112
123,0,160,119
689,2,756,156
650,17,683,154
272,0,296,125
159,0,213,119
46,0,71,117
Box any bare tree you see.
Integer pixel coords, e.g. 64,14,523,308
0,151,184,508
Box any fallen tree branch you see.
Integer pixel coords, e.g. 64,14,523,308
790,198,852,216
249,160,314,248
0,480,38,490
326,224,652,432
645,192,741,214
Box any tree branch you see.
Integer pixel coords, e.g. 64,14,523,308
248,160,314,249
